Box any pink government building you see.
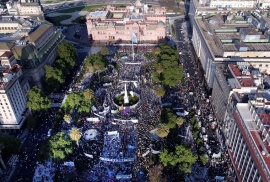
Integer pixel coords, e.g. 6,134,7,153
86,0,166,43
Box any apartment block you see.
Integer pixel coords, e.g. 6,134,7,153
223,92,270,181
0,52,30,130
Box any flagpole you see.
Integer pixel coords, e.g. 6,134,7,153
132,29,134,61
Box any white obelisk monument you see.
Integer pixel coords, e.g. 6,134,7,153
124,84,129,104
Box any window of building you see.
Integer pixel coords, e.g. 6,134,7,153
259,64,262,67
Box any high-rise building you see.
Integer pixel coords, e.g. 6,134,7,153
223,92,270,181
86,0,166,43
0,52,30,130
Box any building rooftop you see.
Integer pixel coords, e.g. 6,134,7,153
234,106,270,182
0,51,13,58
228,63,256,88
0,42,14,51
88,11,108,18
27,24,52,43
195,13,270,57
20,2,39,6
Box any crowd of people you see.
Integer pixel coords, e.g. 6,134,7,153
77,43,172,181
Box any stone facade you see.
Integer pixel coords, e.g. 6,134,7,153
86,0,166,43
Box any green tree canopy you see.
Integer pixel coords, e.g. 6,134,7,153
48,132,73,161
85,54,106,72
176,117,185,126
55,59,69,75
27,86,52,111
160,108,178,129
57,41,77,64
159,145,197,174
199,155,208,165
62,90,94,113
152,44,184,86
44,65,65,91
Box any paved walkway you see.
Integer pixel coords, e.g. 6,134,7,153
46,11,89,25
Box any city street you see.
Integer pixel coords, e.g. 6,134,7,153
10,110,56,181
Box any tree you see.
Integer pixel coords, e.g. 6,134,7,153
153,47,161,56
83,89,94,100
100,47,109,56
85,54,106,72
159,145,197,174
48,132,73,161
156,125,169,138
27,86,52,111
55,59,69,75
69,127,82,145
199,155,208,165
0,135,21,155
57,41,77,64
156,64,163,74
196,138,203,146
62,90,93,113
161,109,178,129
63,114,72,124
176,117,185,126
149,165,163,182
152,44,184,87
155,85,165,97
44,65,65,91
198,146,205,153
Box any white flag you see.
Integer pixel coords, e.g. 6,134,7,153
132,32,137,43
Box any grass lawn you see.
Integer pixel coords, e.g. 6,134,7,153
44,0,53,3
45,15,72,25
57,5,104,13
71,16,86,24
57,4,127,13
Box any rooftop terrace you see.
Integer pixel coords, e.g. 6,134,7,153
195,13,270,57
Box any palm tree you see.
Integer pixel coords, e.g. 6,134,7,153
156,125,169,138
83,89,94,101
63,114,72,124
69,127,82,145
156,64,163,75
176,117,185,126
